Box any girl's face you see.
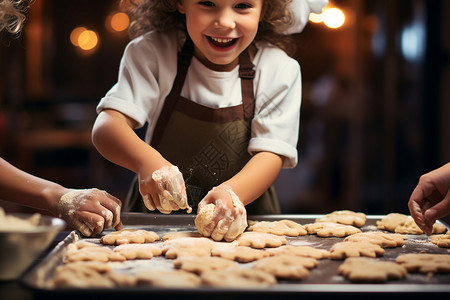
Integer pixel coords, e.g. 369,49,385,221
177,0,264,71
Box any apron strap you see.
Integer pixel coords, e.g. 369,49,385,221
151,36,194,148
239,49,256,120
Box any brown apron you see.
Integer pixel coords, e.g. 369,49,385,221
125,36,280,215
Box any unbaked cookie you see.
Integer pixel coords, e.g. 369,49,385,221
430,232,450,248
344,231,407,248
162,231,203,241
338,257,407,283
395,218,447,235
236,232,287,248
396,253,450,274
252,254,318,280
330,241,385,259
304,222,361,237
211,245,272,263
201,268,276,288
173,256,238,274
113,243,162,260
51,261,135,288
162,237,214,258
100,229,160,245
247,219,307,236
316,210,367,227
65,242,125,263
376,213,410,232
135,269,202,288
267,245,330,259
376,213,447,235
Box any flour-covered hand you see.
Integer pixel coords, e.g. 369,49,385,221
197,185,247,242
57,188,122,237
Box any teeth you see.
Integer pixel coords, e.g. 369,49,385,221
211,37,233,43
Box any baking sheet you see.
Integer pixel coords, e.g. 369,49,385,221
22,213,450,296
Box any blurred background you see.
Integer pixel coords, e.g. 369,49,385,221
0,0,449,219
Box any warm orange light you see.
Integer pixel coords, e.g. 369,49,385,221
70,26,86,46
309,13,324,23
78,30,99,50
110,12,129,32
323,8,345,29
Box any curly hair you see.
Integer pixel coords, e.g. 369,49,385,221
127,0,295,55
0,0,28,34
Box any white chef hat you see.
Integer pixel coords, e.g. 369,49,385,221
284,0,329,34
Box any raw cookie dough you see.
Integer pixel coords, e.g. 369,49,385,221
173,256,238,274
0,207,41,230
201,268,277,288
344,231,407,247
236,232,287,249
252,254,318,280
338,257,407,282
395,218,447,235
113,243,162,260
65,241,125,263
51,261,135,288
316,210,367,227
135,269,202,288
211,246,272,263
162,231,203,241
330,241,385,259
162,237,215,258
247,219,307,236
376,213,410,232
195,190,247,242
376,213,447,235
304,222,361,237
267,245,330,259
101,229,160,245
396,253,450,274
430,232,450,248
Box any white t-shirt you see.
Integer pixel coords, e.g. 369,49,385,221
97,30,302,168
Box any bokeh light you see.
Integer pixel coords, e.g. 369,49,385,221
323,8,345,29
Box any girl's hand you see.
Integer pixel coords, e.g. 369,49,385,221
197,185,247,241
408,162,450,235
139,165,190,214
57,188,122,237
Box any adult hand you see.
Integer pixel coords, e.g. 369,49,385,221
197,185,247,241
57,188,122,237
408,162,450,235
140,165,190,214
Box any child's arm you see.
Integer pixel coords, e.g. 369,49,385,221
0,158,122,236
92,109,189,213
197,151,283,240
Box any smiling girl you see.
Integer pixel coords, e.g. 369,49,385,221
92,0,326,240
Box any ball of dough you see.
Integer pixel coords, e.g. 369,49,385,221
195,192,247,242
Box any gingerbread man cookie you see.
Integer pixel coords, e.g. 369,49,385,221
113,244,162,260
267,245,330,259
247,219,307,236
316,210,367,227
101,229,160,245
330,241,385,259
135,270,202,288
173,256,238,274
236,232,287,248
344,231,407,248
338,257,407,283
396,253,450,274
252,254,318,280
211,245,272,263
201,268,277,288
430,232,450,248
305,222,361,237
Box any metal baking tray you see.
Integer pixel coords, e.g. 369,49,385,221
22,213,450,298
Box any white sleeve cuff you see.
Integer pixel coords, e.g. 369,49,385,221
248,138,298,169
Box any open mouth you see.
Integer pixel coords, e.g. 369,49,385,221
207,36,237,48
